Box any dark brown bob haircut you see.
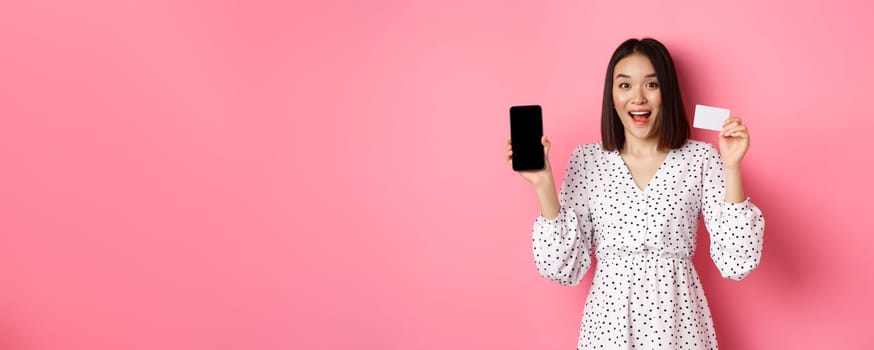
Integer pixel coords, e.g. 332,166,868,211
601,38,690,151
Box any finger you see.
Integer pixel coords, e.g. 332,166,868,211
722,124,747,137
723,116,742,127
722,120,741,130
721,119,741,135
722,130,747,139
721,122,745,137
542,135,551,154
727,132,746,139
724,129,749,139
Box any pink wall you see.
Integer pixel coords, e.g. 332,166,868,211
1,0,872,349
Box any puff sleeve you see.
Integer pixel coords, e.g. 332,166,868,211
532,146,595,286
700,144,765,280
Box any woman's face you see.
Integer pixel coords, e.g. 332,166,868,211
612,54,662,142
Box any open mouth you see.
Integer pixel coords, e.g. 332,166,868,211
629,111,651,124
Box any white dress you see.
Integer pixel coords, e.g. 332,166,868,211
532,140,764,349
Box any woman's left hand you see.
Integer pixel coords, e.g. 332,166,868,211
718,116,750,169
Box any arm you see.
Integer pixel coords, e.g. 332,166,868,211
507,137,595,286
532,176,560,219
701,141,765,280
530,145,594,286
722,116,750,203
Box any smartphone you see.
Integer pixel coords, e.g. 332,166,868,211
509,105,545,171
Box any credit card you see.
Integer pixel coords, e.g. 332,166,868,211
693,104,730,131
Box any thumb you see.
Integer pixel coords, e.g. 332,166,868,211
542,135,551,157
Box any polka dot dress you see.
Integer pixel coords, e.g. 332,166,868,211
532,140,764,349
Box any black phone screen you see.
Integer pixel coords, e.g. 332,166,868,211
510,105,545,171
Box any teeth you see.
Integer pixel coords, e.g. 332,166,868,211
630,111,650,115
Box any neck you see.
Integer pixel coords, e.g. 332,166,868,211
622,137,661,156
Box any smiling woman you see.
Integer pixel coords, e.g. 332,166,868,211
613,57,662,137
602,39,690,153
506,38,765,349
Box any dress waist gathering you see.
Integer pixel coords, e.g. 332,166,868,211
597,249,694,262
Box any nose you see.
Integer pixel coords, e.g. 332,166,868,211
631,86,647,104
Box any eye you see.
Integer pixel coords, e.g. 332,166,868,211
618,82,630,89
646,81,660,88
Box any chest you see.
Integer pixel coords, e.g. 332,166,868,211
621,152,668,192
585,153,704,229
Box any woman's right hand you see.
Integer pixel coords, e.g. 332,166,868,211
506,135,555,188
506,135,561,219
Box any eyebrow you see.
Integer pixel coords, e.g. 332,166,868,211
615,73,658,79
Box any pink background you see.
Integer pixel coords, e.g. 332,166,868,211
1,0,872,349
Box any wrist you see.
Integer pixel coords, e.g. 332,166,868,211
532,177,556,193
724,162,741,172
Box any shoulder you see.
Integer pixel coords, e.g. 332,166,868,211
678,140,723,169
578,141,605,153
571,141,610,160
679,139,718,157
563,142,610,174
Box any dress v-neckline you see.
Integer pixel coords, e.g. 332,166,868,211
616,148,674,193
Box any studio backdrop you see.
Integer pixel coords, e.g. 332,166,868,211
1,0,872,349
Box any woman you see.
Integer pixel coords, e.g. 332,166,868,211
506,38,764,349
